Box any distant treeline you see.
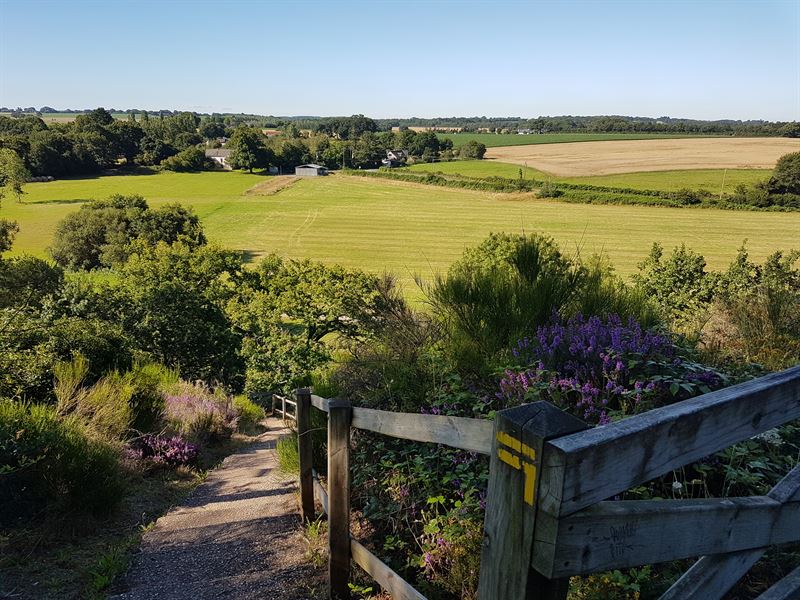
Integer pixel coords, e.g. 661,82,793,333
4,107,798,137
375,115,800,137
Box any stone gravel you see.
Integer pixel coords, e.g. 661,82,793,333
109,419,324,600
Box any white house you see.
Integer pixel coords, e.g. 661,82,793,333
205,148,232,170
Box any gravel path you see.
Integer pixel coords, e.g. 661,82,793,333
110,419,324,600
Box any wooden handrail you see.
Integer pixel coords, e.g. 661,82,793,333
312,473,427,600
539,365,800,518
351,407,493,454
297,366,800,600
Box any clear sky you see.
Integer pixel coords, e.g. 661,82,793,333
1,0,798,121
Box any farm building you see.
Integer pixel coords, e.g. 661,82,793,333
205,148,232,170
382,149,408,168
295,164,328,177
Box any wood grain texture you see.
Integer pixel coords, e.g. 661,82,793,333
659,463,800,600
540,366,800,518
312,472,329,516
756,565,800,600
350,538,427,600
328,399,352,600
540,497,800,577
350,406,493,454
478,402,586,600
296,388,315,523
311,394,329,412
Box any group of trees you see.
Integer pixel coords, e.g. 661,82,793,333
0,109,487,179
0,191,387,401
0,109,228,178
728,151,800,209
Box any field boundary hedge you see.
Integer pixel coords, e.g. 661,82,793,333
344,168,798,212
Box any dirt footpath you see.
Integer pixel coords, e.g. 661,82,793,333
109,419,324,600
485,137,800,176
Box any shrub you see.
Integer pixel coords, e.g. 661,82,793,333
232,394,266,429
50,194,205,270
768,151,800,195
162,381,238,443
125,434,197,466
0,400,124,519
161,146,209,172
633,242,720,330
498,314,727,424
276,433,300,474
429,233,582,366
538,180,563,198
124,361,179,433
54,355,134,440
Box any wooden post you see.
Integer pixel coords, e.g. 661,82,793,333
296,388,315,524
282,394,287,422
328,399,352,600
478,401,586,600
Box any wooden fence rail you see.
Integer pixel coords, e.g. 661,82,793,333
292,364,800,600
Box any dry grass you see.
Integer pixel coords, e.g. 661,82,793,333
485,137,800,176
244,175,299,196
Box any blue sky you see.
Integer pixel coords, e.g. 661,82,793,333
1,0,798,120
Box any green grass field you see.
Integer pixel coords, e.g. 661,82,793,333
438,132,722,148
5,171,799,297
407,160,772,192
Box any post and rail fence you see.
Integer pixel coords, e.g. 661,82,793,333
289,364,800,600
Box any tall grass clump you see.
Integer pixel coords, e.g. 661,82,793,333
55,354,134,440
276,433,300,474
427,233,659,371
162,380,238,443
0,400,124,519
124,361,179,433
232,394,266,431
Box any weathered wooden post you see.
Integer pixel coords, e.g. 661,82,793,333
328,398,352,600
478,401,586,600
296,388,315,523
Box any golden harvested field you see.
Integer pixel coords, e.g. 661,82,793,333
485,137,800,176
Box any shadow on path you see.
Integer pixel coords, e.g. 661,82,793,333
109,419,324,600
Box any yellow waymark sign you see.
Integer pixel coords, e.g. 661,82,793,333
496,431,538,506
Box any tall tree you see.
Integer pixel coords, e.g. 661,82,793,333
0,148,30,202
228,127,270,173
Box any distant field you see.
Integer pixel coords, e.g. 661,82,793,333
438,132,723,148
406,161,772,192
6,172,800,298
485,137,800,176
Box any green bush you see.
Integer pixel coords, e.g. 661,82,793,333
232,394,266,429
124,361,179,433
54,355,134,440
275,433,300,474
161,146,210,172
0,400,124,519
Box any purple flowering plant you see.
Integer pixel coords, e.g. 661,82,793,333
163,382,239,442
498,314,728,425
126,434,198,467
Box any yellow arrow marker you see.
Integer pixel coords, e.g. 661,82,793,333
523,462,537,506
498,448,521,469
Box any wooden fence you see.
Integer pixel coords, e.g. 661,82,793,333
272,393,297,423
290,364,800,600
